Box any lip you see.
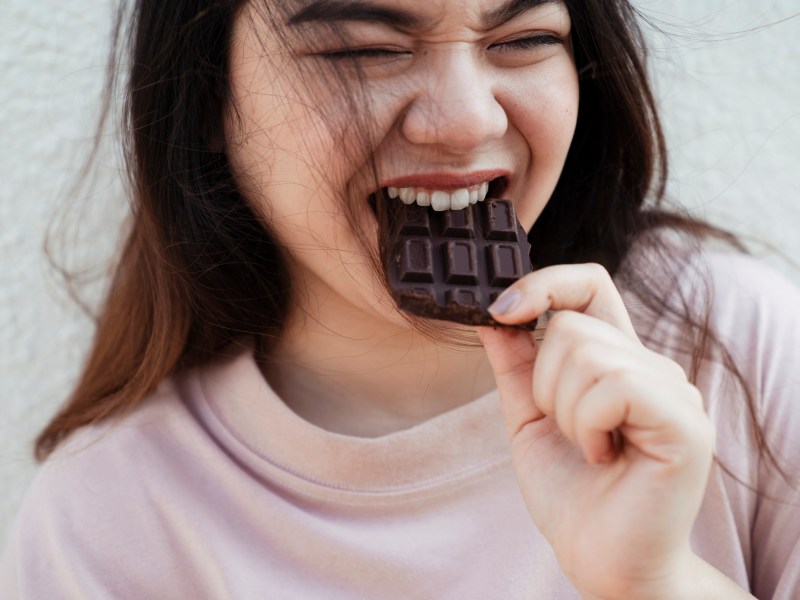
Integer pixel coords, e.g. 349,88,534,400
380,169,510,191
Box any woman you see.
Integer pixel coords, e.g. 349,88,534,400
3,0,799,597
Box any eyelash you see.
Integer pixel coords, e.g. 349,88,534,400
491,34,562,52
322,48,409,60
321,34,562,60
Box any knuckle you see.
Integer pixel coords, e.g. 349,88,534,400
697,414,715,441
684,382,705,410
585,262,612,286
683,413,716,458
572,397,595,431
567,341,602,372
660,355,689,382
511,276,534,297
605,367,637,389
702,420,717,452
546,309,570,329
556,411,576,443
677,398,715,448
547,310,581,338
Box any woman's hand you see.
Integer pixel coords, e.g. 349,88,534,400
478,263,724,600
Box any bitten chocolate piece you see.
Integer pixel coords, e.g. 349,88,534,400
385,199,535,329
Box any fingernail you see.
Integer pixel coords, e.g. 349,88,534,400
488,289,521,315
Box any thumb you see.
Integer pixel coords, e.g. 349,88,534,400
478,326,544,438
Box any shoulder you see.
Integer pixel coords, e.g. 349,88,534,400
692,250,800,338
688,251,800,440
621,237,800,367
680,249,800,401
1,371,220,598
621,243,800,596
41,374,204,489
621,242,800,470
695,255,800,599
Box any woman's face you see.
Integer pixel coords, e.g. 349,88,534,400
226,0,579,327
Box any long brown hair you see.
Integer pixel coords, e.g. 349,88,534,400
35,0,778,482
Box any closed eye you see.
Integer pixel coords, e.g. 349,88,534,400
490,34,562,53
321,47,411,60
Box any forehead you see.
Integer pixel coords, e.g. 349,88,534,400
283,0,568,32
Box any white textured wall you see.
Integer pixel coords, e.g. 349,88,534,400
1,1,799,549
1,1,124,547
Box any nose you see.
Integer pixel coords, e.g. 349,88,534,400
401,48,508,152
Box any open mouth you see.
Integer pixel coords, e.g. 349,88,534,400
368,176,508,215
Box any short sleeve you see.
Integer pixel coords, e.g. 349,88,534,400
705,253,800,599
0,425,173,599
0,394,225,600
0,440,134,599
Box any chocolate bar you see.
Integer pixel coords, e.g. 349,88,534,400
383,199,535,329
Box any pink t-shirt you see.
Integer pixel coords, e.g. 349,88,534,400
3,251,800,598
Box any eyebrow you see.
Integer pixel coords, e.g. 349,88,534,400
287,0,564,31
484,0,564,30
287,1,425,30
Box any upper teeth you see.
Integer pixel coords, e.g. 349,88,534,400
387,182,490,211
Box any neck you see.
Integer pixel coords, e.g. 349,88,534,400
262,295,496,438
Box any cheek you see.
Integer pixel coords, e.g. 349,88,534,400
226,72,331,197
225,15,349,194
512,62,579,161
225,61,382,259
499,60,579,227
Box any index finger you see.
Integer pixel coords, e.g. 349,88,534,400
488,263,638,339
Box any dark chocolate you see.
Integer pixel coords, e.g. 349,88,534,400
384,199,535,329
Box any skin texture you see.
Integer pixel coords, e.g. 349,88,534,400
478,266,750,598
225,0,578,435
225,0,752,597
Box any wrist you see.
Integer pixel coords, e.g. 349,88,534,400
578,552,754,600
670,553,755,600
